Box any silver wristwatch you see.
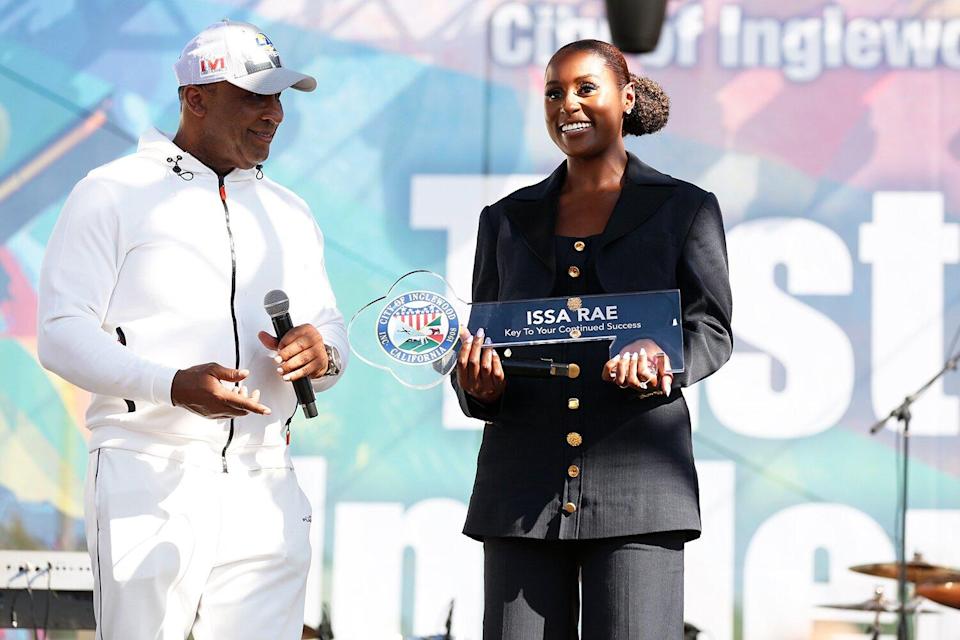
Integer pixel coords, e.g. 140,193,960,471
323,345,342,377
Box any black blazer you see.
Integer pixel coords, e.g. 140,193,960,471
454,152,733,541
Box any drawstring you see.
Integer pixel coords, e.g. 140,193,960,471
165,155,262,180
166,155,194,181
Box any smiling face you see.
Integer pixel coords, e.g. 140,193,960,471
544,49,635,159
191,81,284,173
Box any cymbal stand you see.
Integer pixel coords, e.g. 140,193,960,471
868,348,960,640
869,607,881,640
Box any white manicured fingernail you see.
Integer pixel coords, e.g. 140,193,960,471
484,337,492,345
609,370,617,378
282,374,291,381
630,352,639,359
640,348,647,357
465,336,473,345
477,327,485,338
612,354,621,361
276,367,283,374
273,355,282,364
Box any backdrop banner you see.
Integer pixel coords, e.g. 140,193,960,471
1,1,958,638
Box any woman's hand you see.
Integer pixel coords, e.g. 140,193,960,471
601,339,673,397
456,328,506,403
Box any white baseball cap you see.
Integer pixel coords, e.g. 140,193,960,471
174,19,316,95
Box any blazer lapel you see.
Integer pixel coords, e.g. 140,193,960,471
502,161,566,270
500,153,677,265
598,152,677,249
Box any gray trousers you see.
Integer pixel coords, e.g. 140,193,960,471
482,533,685,640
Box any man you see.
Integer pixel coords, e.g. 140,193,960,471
37,20,346,639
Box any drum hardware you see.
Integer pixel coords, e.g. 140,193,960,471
850,553,960,584
915,582,960,611
818,586,938,640
866,345,960,639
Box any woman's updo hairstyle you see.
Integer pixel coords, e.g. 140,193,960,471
548,39,670,137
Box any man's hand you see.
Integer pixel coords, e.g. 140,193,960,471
258,324,329,381
171,363,272,418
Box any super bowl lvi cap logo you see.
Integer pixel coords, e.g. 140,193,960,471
378,291,460,364
243,32,282,75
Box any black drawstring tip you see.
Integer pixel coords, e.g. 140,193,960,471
255,164,264,179
166,154,194,181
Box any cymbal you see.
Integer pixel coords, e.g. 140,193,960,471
917,582,960,610
849,559,960,584
818,597,936,614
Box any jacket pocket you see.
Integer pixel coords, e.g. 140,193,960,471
115,327,136,412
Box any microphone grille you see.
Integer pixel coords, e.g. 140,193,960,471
263,289,290,317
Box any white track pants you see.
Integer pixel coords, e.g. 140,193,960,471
84,448,312,640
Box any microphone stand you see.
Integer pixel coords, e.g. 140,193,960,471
868,348,960,640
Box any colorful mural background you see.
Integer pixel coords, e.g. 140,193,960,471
1,0,959,638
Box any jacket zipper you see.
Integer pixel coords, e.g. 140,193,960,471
219,176,241,473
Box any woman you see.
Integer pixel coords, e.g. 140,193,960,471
453,39,733,639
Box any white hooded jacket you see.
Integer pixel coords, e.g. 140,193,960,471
38,128,348,472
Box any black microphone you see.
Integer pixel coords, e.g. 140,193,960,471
264,289,318,419
501,358,581,379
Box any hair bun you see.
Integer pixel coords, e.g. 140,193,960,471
624,74,669,137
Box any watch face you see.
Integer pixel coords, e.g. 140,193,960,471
325,346,340,375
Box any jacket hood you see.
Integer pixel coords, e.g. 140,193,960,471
137,127,260,182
